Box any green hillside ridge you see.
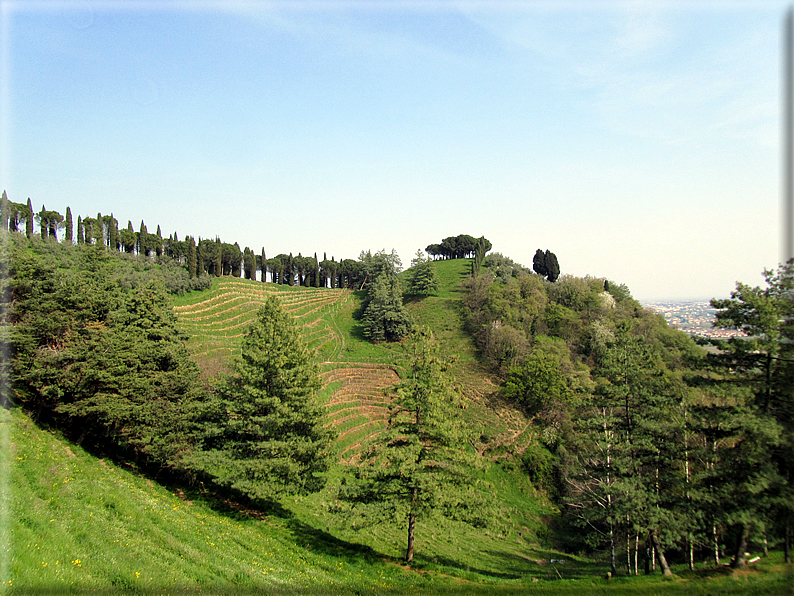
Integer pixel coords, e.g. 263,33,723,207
171,260,529,464
5,232,794,594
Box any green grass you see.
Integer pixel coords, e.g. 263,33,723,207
7,404,793,594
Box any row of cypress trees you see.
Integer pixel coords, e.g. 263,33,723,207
0,191,370,287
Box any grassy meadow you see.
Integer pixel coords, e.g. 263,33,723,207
7,406,793,595
7,258,794,594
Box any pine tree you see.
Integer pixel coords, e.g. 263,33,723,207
361,274,412,342
407,251,439,296
189,296,333,501
341,327,488,562
707,261,794,566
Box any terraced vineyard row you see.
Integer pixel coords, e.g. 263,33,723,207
172,278,401,462
174,279,351,371
321,365,400,463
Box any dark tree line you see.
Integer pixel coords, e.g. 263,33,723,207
426,234,491,260
5,233,333,503
461,253,794,574
0,191,392,291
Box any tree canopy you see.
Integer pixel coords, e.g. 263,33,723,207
340,328,489,562
188,296,334,502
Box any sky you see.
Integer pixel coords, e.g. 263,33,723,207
0,0,789,300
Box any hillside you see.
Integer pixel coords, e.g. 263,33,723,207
12,405,792,594
171,259,534,466
6,234,793,594
8,252,793,593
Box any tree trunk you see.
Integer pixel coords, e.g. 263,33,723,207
731,523,751,569
713,522,720,566
405,510,416,563
785,521,791,564
651,530,673,577
626,528,631,575
634,534,639,576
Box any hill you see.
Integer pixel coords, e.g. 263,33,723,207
5,236,793,594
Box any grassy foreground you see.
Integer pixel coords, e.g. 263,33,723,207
4,378,793,594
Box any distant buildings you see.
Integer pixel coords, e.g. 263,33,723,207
642,300,748,340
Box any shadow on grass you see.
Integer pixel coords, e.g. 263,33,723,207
284,516,387,565
411,551,527,580
158,479,388,568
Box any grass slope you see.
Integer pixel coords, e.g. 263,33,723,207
7,407,792,595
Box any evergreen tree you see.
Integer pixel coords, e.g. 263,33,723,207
261,248,266,283
407,250,439,296
39,205,48,240
361,274,412,342
707,261,794,565
189,296,333,501
65,207,73,244
120,221,136,253
214,238,222,277
76,216,84,244
187,237,197,279
340,327,488,562
108,215,119,251
1,191,8,231
25,198,33,238
197,240,206,276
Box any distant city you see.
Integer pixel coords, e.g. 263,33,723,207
641,300,747,340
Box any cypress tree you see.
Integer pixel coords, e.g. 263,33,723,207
188,237,197,279
261,248,266,283
25,198,33,238
76,216,84,244
96,213,104,245
197,239,205,276
65,207,73,244
111,216,120,251
215,238,222,277
38,204,47,240
0,191,8,231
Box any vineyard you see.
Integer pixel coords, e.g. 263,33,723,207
172,271,538,464
172,277,403,462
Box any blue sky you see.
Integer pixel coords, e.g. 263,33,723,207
1,0,787,300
